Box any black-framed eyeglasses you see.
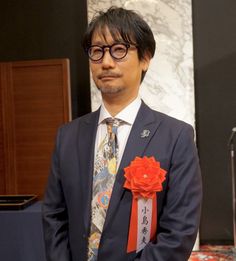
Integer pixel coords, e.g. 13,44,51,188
86,43,137,62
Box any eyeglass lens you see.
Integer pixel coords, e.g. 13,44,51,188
88,43,129,61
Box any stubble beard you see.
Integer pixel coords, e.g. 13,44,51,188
97,84,124,95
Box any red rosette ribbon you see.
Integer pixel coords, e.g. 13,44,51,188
124,156,167,253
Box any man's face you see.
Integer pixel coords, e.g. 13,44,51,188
89,28,150,101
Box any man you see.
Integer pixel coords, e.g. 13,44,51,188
42,6,202,261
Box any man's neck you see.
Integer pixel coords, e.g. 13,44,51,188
102,95,138,117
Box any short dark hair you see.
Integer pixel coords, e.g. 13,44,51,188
82,7,156,81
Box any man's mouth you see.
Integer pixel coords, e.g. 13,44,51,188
98,73,121,80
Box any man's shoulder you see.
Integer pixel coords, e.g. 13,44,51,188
143,102,193,131
59,109,100,132
156,110,192,129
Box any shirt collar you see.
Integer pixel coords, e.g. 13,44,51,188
98,96,141,125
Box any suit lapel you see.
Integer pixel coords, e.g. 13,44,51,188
103,102,163,232
77,109,100,233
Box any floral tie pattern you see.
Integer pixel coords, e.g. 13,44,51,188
88,118,122,260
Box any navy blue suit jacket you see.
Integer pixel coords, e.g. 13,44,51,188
42,102,202,261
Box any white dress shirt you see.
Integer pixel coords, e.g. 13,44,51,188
94,97,142,168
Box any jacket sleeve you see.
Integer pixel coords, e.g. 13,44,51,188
42,127,72,261
138,124,202,261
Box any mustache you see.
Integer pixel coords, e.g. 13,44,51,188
98,72,122,79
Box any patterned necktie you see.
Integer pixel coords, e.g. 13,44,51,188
88,118,122,261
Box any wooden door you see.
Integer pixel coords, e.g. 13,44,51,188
0,59,71,198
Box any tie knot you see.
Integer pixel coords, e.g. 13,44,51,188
105,118,122,134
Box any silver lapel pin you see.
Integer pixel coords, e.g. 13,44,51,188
140,129,150,138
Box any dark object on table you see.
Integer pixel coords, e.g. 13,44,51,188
0,195,37,210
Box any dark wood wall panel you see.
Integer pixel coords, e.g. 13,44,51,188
0,59,71,198
0,67,6,194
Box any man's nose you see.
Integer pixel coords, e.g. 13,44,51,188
101,49,115,68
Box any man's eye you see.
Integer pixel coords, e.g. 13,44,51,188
91,48,102,55
113,46,126,53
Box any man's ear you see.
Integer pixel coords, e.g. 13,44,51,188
140,53,152,83
141,52,152,72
